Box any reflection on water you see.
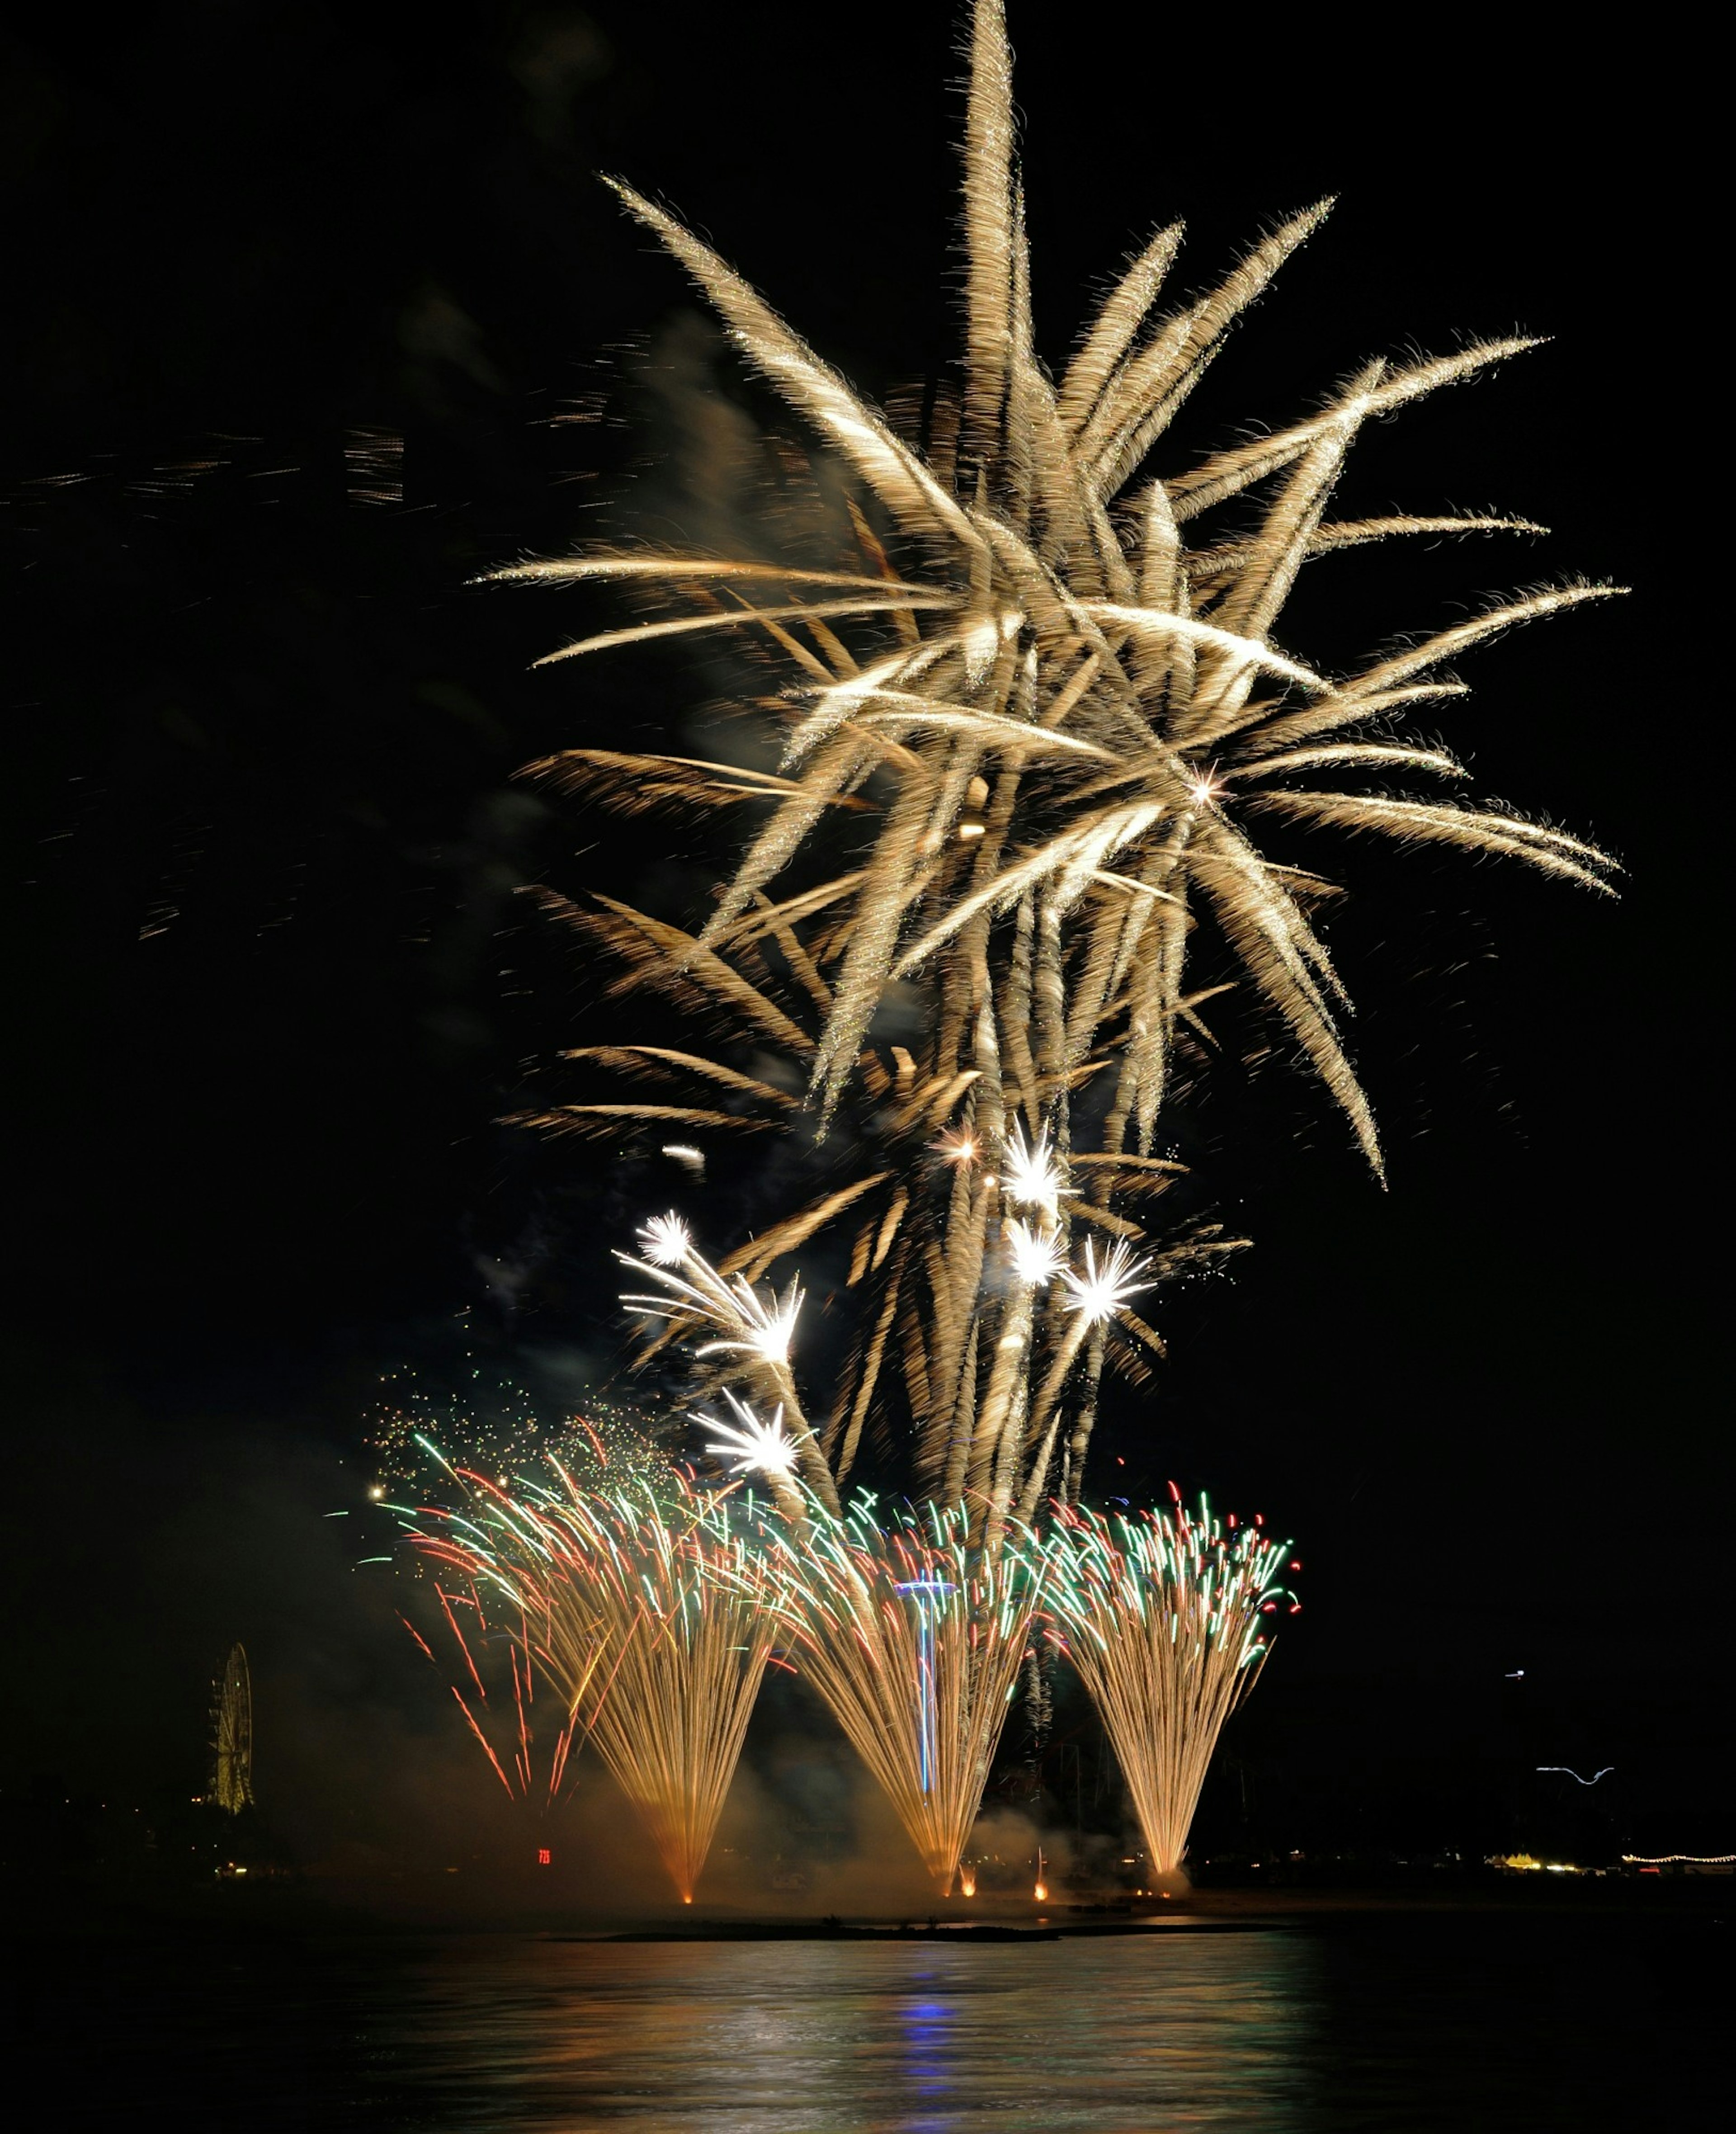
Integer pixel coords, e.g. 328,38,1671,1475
367,1935,1311,2131
21,1915,1723,2130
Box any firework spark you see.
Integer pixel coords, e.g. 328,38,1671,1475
1059,1239,1155,1325
637,1212,693,1268
1000,1124,1066,1219
1005,1217,1064,1286
698,1391,800,1482
398,1459,776,1904
766,1497,1043,1893
495,0,1619,1191
615,1221,834,1517
491,0,1614,1511
1033,1496,1293,1878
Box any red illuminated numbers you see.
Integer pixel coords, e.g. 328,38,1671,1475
537,1848,552,1866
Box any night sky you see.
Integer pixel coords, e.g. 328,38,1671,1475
3,4,1721,1877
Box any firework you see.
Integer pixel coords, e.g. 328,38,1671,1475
489,0,1615,1505
1033,1495,1294,1878
398,1455,775,1904
699,1389,801,1484
562,1484,775,1903
496,0,1618,1164
615,1216,840,1519
514,904,1229,1521
368,1346,671,1495
765,1497,1042,1893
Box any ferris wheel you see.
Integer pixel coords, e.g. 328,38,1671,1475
210,1642,254,1814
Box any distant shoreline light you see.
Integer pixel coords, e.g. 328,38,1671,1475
1620,1851,1736,1866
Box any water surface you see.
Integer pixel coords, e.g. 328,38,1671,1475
20,1914,1722,2130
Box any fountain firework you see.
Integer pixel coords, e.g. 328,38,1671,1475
399,1453,775,1903
1033,1495,1294,1879
764,1497,1042,1894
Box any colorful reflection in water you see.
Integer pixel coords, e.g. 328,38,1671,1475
362,1934,1316,2130
22,1917,1722,2131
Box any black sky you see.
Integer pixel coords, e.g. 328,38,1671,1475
2,3,1723,1860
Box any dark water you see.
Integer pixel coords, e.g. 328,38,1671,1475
14,1915,1724,2130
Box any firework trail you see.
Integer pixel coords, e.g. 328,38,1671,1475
397,1451,775,1904
1032,1494,1294,1879
764,1496,1043,1894
615,1213,837,1518
489,0,1618,1504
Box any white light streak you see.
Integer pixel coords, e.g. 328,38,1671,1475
617,1231,804,1368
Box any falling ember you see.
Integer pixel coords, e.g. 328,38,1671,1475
1030,1495,1293,1878
959,1868,977,1898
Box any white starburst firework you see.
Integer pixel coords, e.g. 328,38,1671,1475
698,1391,799,1481
1059,1238,1156,1324
1000,1124,1065,1219
1005,1218,1065,1286
636,1211,693,1268
695,1275,804,1369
